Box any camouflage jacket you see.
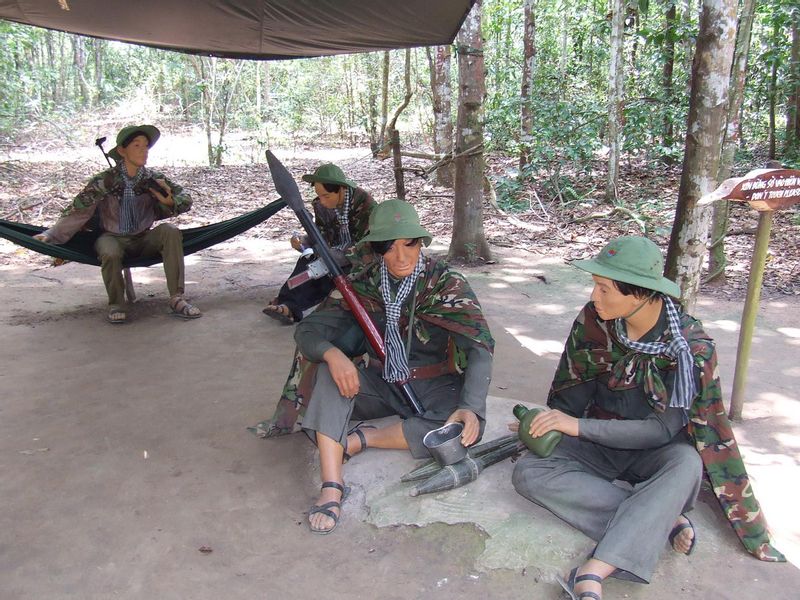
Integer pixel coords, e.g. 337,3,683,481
251,255,494,437
44,165,192,244
549,302,784,562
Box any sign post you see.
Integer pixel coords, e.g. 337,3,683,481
699,168,800,420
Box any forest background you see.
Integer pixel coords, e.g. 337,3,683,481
0,0,798,300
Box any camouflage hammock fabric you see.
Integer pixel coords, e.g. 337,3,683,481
250,256,494,437
549,302,784,562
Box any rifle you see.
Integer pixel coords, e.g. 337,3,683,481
265,150,424,415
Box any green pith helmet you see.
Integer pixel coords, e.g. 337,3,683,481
300,163,356,188
358,199,432,246
107,124,161,162
571,236,681,298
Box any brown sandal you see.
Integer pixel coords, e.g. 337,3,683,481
170,296,202,319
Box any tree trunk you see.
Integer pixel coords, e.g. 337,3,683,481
767,14,779,160
449,1,491,263
662,2,677,149
785,14,800,155
428,45,454,188
93,39,104,106
377,51,390,155
665,0,738,312
519,0,536,172
708,0,756,282
605,0,625,203
72,38,90,108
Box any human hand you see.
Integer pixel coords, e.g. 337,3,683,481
290,235,303,251
446,408,480,447
149,178,174,206
507,421,520,433
33,233,51,243
323,347,360,398
529,409,579,438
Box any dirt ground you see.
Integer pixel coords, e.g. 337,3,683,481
1,233,799,599
1,133,799,598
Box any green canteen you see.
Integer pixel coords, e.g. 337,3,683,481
513,404,562,458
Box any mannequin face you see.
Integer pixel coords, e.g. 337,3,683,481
116,135,150,173
314,182,345,209
589,275,642,321
382,238,422,278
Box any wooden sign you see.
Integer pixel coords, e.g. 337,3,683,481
699,168,800,211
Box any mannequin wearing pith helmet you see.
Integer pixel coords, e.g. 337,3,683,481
34,125,201,323
274,199,494,534
511,236,783,598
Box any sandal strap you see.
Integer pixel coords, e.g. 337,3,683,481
353,428,368,451
575,574,603,584
577,593,601,600
321,481,345,493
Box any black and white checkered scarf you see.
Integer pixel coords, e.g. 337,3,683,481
334,187,352,250
614,295,697,411
119,164,145,234
379,252,425,383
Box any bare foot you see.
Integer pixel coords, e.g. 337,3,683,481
262,303,294,324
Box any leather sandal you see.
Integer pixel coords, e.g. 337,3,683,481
262,303,294,325
169,296,202,319
669,514,697,555
107,308,127,325
557,567,603,600
308,481,350,535
342,424,375,463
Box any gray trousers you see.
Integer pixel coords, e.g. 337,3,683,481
511,434,702,583
95,224,185,310
302,362,476,458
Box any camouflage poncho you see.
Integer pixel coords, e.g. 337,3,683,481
549,302,784,562
251,255,494,437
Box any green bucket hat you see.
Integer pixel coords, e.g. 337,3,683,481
358,199,432,246
107,124,161,162
300,163,356,188
571,236,681,298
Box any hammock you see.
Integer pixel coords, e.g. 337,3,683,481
0,199,286,267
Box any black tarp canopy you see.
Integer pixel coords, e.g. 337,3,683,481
0,0,475,59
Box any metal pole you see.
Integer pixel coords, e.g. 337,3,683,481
729,209,773,421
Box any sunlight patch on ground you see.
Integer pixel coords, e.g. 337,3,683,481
505,328,564,356
488,282,509,289
704,319,740,332
777,327,800,338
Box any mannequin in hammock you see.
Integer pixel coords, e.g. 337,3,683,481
35,124,199,324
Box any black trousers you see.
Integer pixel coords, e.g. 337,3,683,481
274,254,335,322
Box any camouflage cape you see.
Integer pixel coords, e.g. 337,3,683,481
251,255,494,437
549,302,784,562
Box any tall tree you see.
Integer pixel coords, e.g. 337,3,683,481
606,0,626,203
785,9,800,156
661,0,678,149
708,0,756,282
450,0,490,262
428,45,454,187
519,0,537,172
665,0,738,311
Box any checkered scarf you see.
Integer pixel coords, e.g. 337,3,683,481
379,252,426,382
334,187,352,250
614,295,697,412
119,164,145,234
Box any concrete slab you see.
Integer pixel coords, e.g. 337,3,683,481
1,237,798,599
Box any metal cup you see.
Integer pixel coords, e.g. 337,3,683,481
423,422,467,467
